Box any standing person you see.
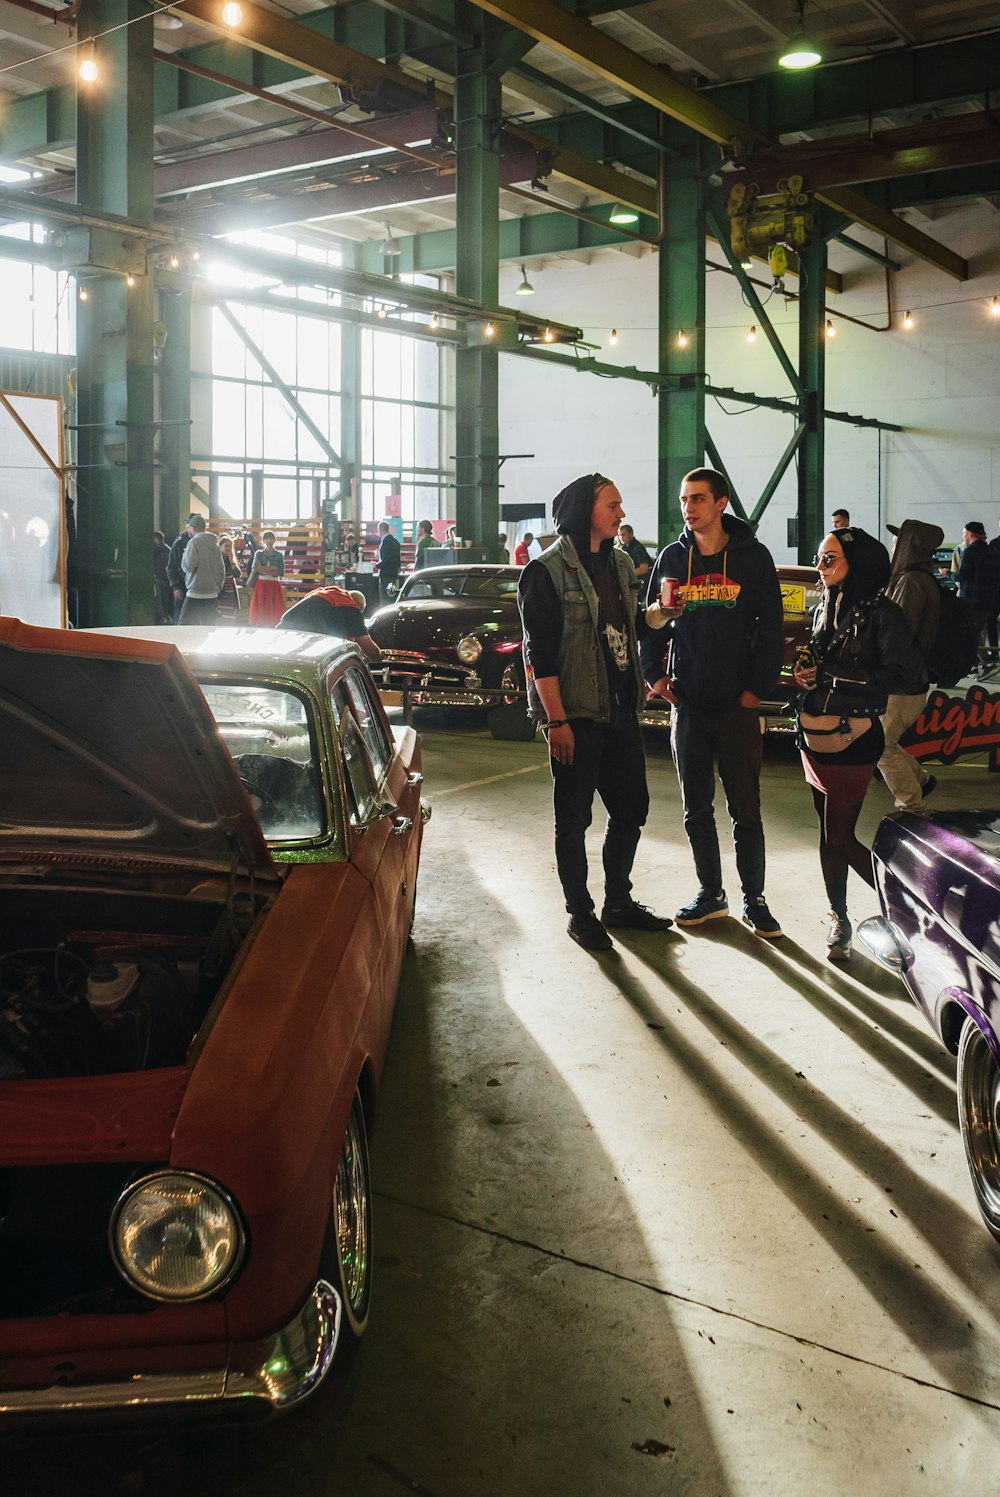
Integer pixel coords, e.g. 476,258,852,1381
413,519,435,570
498,534,510,564
643,468,784,938
248,531,286,626
217,534,244,620
877,520,943,810
166,514,197,622
375,521,401,603
518,473,671,951
153,531,172,625
617,523,652,578
514,532,534,567
178,515,226,625
988,518,1000,660
793,527,916,960
957,521,999,675
831,509,850,530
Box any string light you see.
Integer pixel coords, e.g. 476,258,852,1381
677,329,688,348
169,253,180,269
543,326,554,342
484,321,495,337
429,313,439,330
991,296,1000,318
902,310,914,330
126,274,135,287
78,286,89,302
78,44,98,83
221,1,243,25
191,250,200,262
608,328,618,346
377,304,387,319
825,319,836,338
746,325,757,343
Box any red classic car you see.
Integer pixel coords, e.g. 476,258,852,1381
0,618,427,1418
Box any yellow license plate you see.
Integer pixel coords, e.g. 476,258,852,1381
780,584,806,613
379,689,405,707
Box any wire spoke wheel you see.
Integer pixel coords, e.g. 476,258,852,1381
957,1018,1000,1241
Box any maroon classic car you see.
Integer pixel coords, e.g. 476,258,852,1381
368,565,532,739
0,618,427,1418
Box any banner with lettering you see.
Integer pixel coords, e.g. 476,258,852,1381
901,685,1000,770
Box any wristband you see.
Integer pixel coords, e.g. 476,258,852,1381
542,719,568,731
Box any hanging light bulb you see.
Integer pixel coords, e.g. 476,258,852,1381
740,256,754,272
484,321,495,337
677,329,688,348
746,325,757,343
429,313,440,330
78,285,89,302
778,0,822,68
902,310,914,330
991,295,1000,317
191,249,201,262
543,326,554,343
126,274,136,288
825,319,836,338
515,266,534,297
169,253,180,270
377,304,387,319
609,328,618,346
221,1,243,25
78,44,98,83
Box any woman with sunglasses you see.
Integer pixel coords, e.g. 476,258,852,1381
792,527,918,960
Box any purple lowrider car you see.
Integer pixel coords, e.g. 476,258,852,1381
367,566,532,740
860,812,1000,1240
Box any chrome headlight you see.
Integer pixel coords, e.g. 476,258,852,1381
110,1171,245,1303
456,635,482,665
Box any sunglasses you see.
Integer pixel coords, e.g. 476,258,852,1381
813,551,843,569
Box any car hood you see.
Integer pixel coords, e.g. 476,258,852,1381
369,597,518,646
0,617,276,879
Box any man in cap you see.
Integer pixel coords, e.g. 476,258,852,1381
958,521,999,676
166,513,199,622
518,473,671,951
879,521,943,809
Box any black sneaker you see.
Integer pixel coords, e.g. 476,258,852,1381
568,912,613,951
742,896,784,939
601,898,673,931
675,890,728,926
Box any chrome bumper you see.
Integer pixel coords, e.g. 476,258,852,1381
0,1281,341,1420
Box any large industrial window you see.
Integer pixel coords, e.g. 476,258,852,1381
0,170,73,358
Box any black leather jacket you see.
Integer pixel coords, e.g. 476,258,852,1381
799,592,920,718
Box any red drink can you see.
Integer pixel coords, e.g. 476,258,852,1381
660,576,680,609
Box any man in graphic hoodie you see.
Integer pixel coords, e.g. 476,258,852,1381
519,473,672,951
643,467,784,937
179,514,226,625
877,518,943,810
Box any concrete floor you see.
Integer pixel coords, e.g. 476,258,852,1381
5,722,1000,1495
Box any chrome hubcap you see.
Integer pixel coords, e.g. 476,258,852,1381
960,1025,1000,1227
334,1109,369,1313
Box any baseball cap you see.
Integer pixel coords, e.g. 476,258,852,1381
966,521,987,536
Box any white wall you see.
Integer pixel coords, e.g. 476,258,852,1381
498,200,1000,560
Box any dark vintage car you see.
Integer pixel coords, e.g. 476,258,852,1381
368,565,531,739
0,618,428,1418
859,812,1000,1241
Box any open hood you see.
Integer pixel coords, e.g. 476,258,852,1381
0,618,276,878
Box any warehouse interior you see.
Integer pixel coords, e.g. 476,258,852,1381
2,0,1000,1491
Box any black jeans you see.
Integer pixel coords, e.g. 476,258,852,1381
551,711,649,917
671,701,765,900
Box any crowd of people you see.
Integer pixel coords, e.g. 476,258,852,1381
518,469,951,963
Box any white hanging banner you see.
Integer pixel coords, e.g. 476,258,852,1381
0,390,66,628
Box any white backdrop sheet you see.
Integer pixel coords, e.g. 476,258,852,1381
0,391,65,626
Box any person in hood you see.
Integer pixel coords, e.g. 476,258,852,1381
792,526,918,960
179,514,226,625
876,519,943,810
518,473,672,951
643,467,784,939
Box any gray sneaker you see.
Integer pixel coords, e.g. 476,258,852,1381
826,912,852,961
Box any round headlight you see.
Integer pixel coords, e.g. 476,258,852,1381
110,1171,245,1303
457,635,482,665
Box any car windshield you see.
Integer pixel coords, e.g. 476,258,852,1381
200,682,324,841
401,571,519,602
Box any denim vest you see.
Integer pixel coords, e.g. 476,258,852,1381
528,536,645,721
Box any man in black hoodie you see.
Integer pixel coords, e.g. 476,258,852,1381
518,473,672,951
643,468,784,937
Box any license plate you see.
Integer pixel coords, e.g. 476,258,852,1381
781,584,806,613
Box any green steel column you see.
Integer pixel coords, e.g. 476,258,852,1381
454,9,501,555
75,0,154,626
340,242,362,574
158,287,191,536
797,239,827,561
657,139,706,546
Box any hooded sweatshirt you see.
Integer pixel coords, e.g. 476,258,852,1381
518,473,643,719
181,529,226,599
641,512,784,713
885,519,943,693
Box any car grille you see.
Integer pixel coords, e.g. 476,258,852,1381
0,1163,159,1318
377,651,493,705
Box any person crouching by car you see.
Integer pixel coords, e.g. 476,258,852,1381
793,527,919,962
278,585,381,662
518,473,672,952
